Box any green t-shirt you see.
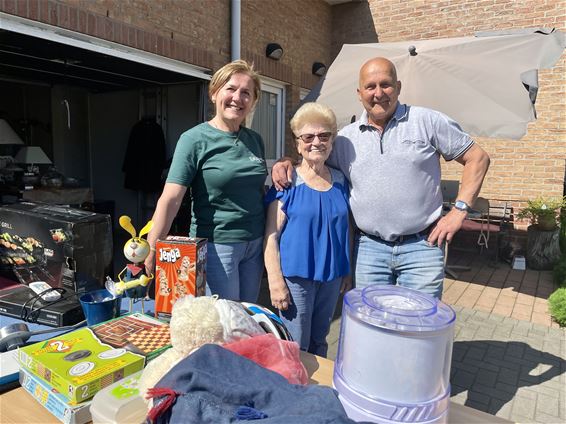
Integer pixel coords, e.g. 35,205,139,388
167,122,267,242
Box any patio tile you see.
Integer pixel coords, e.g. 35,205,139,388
492,304,513,317
515,293,535,306
456,289,482,308
499,287,518,297
497,292,517,306
474,304,494,313
536,280,556,297
511,303,533,321
533,298,549,313
502,277,519,287
477,295,498,305
519,285,537,297
507,270,526,283
531,312,552,326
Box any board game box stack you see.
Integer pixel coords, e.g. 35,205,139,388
154,236,207,320
17,313,170,423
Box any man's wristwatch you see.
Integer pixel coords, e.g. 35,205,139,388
453,200,470,212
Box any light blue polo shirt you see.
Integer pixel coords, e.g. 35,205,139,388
328,103,473,241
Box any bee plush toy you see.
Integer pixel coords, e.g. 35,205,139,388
115,215,154,312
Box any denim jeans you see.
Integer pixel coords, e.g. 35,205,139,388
279,276,342,357
205,237,264,302
353,233,445,299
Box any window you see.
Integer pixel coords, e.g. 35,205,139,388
249,79,285,166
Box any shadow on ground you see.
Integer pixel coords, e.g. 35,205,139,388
450,340,565,416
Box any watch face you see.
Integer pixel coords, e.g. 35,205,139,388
455,200,468,211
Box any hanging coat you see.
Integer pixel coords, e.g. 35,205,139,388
122,118,166,192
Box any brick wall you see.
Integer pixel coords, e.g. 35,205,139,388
0,0,334,155
240,0,333,152
0,0,223,68
332,0,566,235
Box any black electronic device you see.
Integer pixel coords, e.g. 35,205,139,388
0,284,85,327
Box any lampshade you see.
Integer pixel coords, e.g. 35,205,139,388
0,119,24,145
14,146,52,165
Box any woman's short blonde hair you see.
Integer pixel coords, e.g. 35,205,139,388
208,60,261,103
290,102,337,137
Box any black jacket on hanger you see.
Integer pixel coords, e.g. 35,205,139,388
122,118,166,193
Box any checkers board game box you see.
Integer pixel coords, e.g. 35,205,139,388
19,367,92,424
0,202,112,293
18,313,170,404
154,236,207,319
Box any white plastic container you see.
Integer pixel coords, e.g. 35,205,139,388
338,389,449,424
334,286,456,423
90,371,147,424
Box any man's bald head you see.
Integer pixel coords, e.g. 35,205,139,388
357,57,401,128
359,57,398,88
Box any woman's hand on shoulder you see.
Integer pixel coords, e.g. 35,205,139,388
268,276,291,311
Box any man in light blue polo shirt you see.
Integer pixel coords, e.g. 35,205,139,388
273,57,490,299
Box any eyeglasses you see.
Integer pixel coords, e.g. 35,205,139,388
296,132,332,143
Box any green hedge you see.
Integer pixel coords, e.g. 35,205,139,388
549,288,566,327
553,258,566,288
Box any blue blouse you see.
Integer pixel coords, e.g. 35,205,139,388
265,167,350,282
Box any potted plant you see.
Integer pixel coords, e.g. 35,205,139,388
518,196,566,270
517,196,566,231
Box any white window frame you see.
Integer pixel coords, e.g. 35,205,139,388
251,77,286,169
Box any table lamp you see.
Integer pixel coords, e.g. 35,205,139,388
14,146,52,188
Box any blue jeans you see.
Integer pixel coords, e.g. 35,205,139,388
205,237,264,302
353,233,445,299
279,276,342,358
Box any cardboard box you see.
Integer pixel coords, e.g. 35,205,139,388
0,284,84,327
18,312,171,404
154,236,207,319
0,202,112,294
19,367,92,424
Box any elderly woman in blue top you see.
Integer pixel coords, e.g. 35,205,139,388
145,60,267,302
264,103,352,357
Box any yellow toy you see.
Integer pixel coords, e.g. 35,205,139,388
106,216,154,312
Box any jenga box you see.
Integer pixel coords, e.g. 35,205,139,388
154,236,207,319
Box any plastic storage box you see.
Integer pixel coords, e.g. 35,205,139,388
90,370,147,424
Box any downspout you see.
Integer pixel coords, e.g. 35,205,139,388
231,0,241,61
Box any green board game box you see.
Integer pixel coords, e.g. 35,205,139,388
18,313,170,404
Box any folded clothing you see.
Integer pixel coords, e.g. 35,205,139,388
146,344,365,424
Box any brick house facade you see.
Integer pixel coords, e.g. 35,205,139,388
1,0,564,238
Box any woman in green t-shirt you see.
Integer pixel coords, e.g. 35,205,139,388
145,60,267,302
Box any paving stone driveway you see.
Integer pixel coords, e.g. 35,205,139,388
325,305,566,424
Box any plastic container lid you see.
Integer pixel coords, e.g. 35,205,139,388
90,371,147,424
344,286,455,333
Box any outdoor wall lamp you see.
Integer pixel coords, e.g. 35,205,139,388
266,43,283,60
312,62,327,76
